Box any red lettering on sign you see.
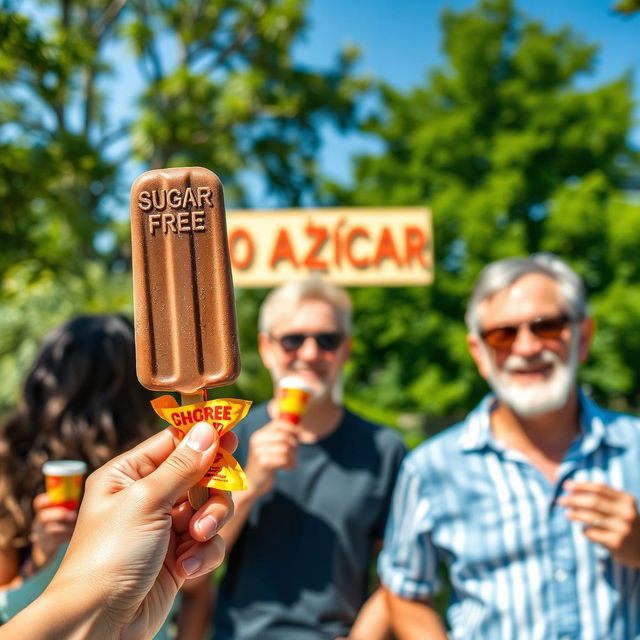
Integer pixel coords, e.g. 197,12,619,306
303,222,328,270
270,228,298,268
229,228,254,270
334,217,345,267
346,227,370,268
374,227,403,266
405,226,428,268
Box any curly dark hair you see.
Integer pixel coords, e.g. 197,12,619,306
0,314,157,549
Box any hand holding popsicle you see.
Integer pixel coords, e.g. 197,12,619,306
0,422,234,640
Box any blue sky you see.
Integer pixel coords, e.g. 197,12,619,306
293,0,640,184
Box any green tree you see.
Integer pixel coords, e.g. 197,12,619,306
613,0,640,14
0,0,366,414
333,0,640,428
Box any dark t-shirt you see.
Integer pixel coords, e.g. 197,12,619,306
213,403,407,640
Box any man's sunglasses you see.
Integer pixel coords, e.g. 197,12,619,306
270,332,346,352
480,314,574,350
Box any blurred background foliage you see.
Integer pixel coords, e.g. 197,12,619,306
0,0,366,413
330,0,640,432
614,0,640,14
1,0,639,441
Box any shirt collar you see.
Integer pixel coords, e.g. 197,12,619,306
458,394,497,452
577,388,627,450
458,388,627,453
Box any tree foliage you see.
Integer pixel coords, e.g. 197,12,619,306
334,0,640,427
2,0,639,432
0,0,366,414
613,0,640,15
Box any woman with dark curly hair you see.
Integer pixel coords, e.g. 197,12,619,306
0,314,156,581
0,314,215,639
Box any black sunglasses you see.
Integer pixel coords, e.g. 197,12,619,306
480,314,574,350
270,332,346,353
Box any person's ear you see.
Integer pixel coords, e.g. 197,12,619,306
467,333,491,380
578,316,594,363
258,332,275,368
339,335,352,363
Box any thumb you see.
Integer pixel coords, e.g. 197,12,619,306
145,422,219,506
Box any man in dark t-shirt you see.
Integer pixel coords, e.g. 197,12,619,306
213,278,406,640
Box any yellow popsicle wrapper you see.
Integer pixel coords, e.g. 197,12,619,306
152,395,251,491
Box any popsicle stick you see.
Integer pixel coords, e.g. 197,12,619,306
187,485,210,510
181,391,210,510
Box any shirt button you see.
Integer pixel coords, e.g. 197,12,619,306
554,569,568,582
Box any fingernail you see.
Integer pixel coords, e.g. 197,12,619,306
182,556,202,576
195,515,219,540
185,422,215,452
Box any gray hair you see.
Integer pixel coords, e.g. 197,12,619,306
259,277,353,335
465,253,588,334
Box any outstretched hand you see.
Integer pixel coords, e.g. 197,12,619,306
44,421,235,640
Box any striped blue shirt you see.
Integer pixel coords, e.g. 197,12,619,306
379,391,640,639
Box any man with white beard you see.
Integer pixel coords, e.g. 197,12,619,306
213,278,406,640
379,253,640,639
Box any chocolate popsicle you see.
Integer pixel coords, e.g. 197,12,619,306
130,166,240,394
130,166,241,507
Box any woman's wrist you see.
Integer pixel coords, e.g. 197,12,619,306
41,575,116,639
4,576,114,640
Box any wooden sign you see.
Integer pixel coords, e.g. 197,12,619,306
227,207,432,287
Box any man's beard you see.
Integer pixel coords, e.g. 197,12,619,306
269,361,342,404
482,330,579,418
